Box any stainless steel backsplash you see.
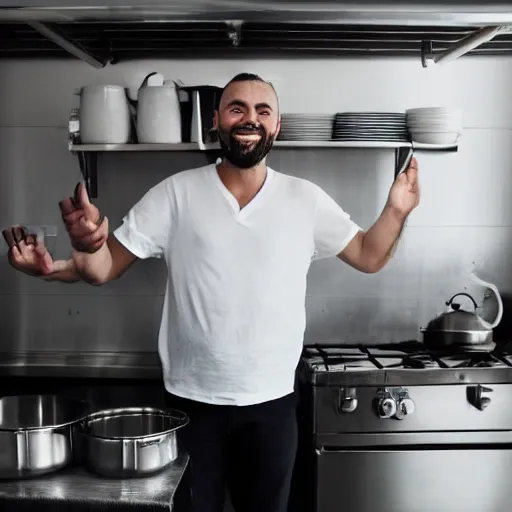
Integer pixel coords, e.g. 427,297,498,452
1,56,512,358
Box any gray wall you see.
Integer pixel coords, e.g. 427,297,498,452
1,55,512,355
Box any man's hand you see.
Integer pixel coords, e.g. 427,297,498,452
2,226,70,277
59,182,108,253
387,157,420,218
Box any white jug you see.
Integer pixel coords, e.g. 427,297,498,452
136,74,182,144
79,85,131,144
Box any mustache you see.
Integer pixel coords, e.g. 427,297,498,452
231,123,265,135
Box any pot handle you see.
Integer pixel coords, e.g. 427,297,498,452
469,272,504,329
446,292,478,311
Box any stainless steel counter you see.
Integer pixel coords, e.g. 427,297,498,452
0,453,189,511
0,351,162,379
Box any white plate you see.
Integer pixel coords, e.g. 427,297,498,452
410,132,460,144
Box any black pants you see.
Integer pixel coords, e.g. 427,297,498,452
167,392,298,512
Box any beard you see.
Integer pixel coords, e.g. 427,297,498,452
217,122,275,169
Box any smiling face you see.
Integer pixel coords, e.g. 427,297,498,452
214,79,281,169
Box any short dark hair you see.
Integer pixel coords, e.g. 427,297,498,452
217,73,278,110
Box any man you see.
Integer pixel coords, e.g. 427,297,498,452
3,73,419,512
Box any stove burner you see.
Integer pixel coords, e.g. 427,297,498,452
304,342,512,372
438,353,506,369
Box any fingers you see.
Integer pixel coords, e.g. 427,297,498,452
76,182,91,209
73,182,81,207
75,182,99,222
25,234,37,246
62,208,85,226
2,228,15,248
60,183,101,226
59,197,76,216
71,216,109,254
2,226,34,250
34,237,48,257
406,157,419,180
66,216,98,238
60,183,103,252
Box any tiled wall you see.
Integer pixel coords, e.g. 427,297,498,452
1,55,512,352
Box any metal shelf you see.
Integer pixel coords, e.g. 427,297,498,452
69,142,214,152
69,140,458,198
69,140,458,152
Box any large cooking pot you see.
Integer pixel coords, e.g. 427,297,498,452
0,394,90,479
77,407,189,478
421,272,503,350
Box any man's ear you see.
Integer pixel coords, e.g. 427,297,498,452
213,110,219,130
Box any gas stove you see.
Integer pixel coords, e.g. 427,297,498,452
301,341,512,386
295,341,512,512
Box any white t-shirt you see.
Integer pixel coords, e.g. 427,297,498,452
114,164,360,405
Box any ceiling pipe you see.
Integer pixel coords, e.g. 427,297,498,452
27,21,108,68
422,25,506,67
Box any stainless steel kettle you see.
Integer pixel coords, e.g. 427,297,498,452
421,272,503,350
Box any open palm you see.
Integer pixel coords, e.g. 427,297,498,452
3,226,56,277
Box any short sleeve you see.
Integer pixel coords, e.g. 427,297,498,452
113,178,172,259
313,186,361,260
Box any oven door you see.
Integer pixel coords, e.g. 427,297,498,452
316,446,512,512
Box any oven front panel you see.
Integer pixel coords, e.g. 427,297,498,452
314,384,512,433
316,447,512,512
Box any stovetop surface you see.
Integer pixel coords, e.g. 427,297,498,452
300,341,512,386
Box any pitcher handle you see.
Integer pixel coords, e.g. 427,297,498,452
469,272,503,329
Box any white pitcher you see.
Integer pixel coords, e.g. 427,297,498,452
136,74,182,144
79,85,131,144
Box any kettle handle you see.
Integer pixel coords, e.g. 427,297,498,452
446,292,478,311
469,272,503,329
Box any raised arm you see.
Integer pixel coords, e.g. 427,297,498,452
338,157,420,273
59,183,137,285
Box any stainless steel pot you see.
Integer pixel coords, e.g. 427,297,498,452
77,407,189,478
0,394,90,479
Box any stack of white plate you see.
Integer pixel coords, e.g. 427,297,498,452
278,114,334,141
406,107,462,144
333,112,409,142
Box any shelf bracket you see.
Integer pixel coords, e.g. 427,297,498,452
27,21,109,69
394,146,411,179
421,26,506,68
75,151,98,199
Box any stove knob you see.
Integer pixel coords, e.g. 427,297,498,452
395,398,415,420
378,397,397,419
338,387,358,413
401,398,415,415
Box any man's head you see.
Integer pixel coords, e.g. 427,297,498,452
214,73,280,169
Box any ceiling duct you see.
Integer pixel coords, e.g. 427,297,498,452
2,2,512,66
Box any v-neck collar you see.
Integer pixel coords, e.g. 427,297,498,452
210,163,275,221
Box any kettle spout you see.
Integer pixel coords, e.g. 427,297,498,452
469,272,504,329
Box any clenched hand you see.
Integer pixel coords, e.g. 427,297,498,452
59,182,108,253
